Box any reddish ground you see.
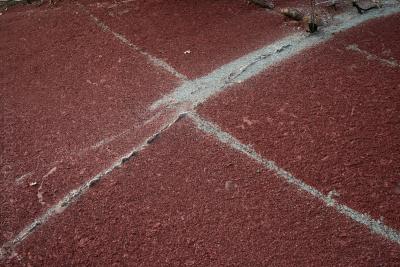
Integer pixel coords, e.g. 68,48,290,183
0,2,179,244
199,13,400,229
338,14,400,60
5,120,400,266
1,0,399,265
79,0,301,79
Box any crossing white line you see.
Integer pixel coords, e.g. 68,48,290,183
150,3,400,110
189,112,400,246
1,1,399,261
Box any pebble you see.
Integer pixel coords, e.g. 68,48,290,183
225,180,236,191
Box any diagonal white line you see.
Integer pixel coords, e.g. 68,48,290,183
1,1,399,261
150,2,400,110
0,111,187,260
75,2,188,81
188,112,400,246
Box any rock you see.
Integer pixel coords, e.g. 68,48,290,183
225,180,236,191
280,8,304,21
250,0,274,9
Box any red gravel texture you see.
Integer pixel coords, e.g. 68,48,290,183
199,13,400,229
338,14,400,61
79,0,301,79
1,1,399,265
5,119,400,266
0,3,178,244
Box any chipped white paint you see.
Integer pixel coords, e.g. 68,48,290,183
37,167,57,205
346,43,399,67
15,172,34,184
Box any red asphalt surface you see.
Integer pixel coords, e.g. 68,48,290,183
200,14,400,229
340,13,400,59
78,0,351,79
1,0,400,265
79,0,302,79
5,120,400,266
0,2,179,245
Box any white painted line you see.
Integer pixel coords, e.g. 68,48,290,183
188,112,400,245
150,2,400,110
346,43,399,67
0,111,186,260
11,128,133,188
2,1,399,260
75,2,188,81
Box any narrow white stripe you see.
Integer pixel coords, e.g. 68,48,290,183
150,2,400,110
2,2,399,260
189,112,400,245
75,2,188,81
0,111,186,260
